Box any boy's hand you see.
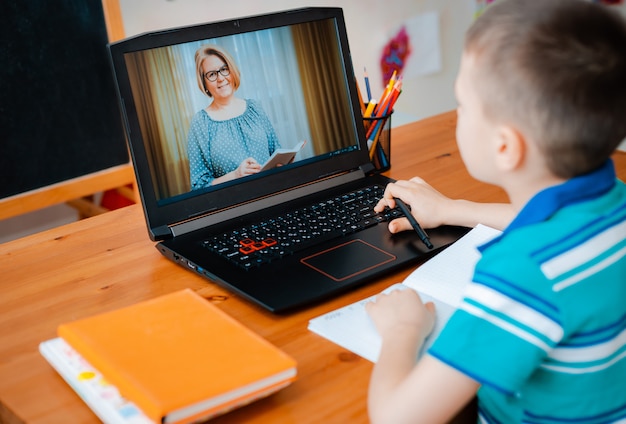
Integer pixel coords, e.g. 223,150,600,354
374,177,452,232
366,288,436,343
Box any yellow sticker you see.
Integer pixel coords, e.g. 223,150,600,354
77,371,96,381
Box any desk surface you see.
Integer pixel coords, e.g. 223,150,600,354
2,111,625,424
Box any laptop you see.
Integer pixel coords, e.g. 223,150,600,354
108,7,467,313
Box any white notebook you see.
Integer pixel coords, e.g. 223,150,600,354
308,224,502,362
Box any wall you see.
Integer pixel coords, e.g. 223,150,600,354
115,0,626,128
117,0,475,122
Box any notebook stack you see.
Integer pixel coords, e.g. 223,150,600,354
40,289,297,424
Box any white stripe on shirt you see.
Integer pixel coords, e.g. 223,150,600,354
541,220,626,280
548,327,626,363
461,302,553,353
553,245,626,292
542,349,626,374
465,284,563,344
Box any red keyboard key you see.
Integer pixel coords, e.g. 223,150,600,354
262,238,277,247
239,245,255,254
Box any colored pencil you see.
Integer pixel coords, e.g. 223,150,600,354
364,67,372,101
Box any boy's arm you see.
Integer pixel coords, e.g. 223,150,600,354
443,199,514,230
375,177,515,231
366,289,479,424
369,354,480,424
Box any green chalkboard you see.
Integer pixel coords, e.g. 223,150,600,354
0,0,129,199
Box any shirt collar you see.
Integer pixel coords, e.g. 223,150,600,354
479,159,617,251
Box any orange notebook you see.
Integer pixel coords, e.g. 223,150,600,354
57,289,297,424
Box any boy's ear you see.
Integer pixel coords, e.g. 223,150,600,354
493,124,525,171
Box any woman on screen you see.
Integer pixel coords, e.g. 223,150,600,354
187,44,281,189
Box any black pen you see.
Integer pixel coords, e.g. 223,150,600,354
394,198,433,249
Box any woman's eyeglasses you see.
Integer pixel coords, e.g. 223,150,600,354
204,65,230,82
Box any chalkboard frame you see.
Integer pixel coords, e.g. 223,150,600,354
0,0,135,220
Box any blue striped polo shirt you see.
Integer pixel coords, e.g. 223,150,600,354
429,159,626,423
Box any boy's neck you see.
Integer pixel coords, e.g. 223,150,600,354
505,171,566,212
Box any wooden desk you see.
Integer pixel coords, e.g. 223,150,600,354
1,111,625,424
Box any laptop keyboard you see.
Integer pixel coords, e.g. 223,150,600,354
200,184,403,270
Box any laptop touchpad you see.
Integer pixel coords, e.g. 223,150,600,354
301,239,396,282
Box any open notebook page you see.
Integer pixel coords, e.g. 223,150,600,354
403,223,502,305
308,224,502,362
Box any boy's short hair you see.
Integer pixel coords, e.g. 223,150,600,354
466,0,626,178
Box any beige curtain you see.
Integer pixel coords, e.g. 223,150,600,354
291,20,355,153
125,47,194,199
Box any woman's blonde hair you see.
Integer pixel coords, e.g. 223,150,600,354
194,44,241,97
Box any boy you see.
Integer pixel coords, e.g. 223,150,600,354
367,1,626,423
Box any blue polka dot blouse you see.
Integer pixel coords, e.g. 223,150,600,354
187,99,281,189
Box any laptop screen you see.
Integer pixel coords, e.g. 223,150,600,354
109,8,369,239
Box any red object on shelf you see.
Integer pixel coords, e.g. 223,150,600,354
100,185,135,210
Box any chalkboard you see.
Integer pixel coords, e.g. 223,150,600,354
0,0,129,199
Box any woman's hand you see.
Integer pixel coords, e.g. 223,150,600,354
235,157,261,177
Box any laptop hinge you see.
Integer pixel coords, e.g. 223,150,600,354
360,162,376,175
168,169,366,237
152,225,173,240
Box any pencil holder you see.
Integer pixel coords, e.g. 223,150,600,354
364,111,393,173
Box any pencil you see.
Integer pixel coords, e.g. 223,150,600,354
364,99,377,118
394,197,433,249
375,70,398,116
355,77,366,115
364,67,372,101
